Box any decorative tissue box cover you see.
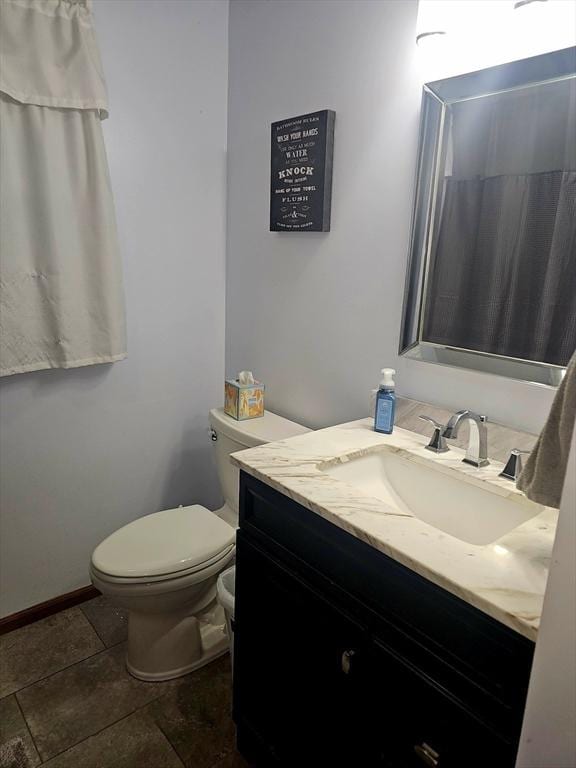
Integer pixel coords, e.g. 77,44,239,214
224,379,265,420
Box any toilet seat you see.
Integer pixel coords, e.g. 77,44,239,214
91,544,236,586
91,504,236,582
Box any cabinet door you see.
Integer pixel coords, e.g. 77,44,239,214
234,532,516,768
360,639,516,768
234,533,373,767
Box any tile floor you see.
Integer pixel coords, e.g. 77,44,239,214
0,597,248,768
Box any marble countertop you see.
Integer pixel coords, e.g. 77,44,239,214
231,419,558,641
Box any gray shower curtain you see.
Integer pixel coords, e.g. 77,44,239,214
422,75,576,368
422,170,576,366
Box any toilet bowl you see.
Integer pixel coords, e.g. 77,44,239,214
91,407,309,681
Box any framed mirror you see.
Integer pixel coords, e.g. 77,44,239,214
400,47,576,387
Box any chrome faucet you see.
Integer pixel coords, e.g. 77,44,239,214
442,410,489,468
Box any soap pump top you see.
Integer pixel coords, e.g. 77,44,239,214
379,368,396,391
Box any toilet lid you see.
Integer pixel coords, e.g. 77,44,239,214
92,505,236,579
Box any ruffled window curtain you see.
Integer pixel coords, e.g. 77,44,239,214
0,0,126,376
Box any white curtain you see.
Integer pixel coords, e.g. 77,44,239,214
0,0,126,377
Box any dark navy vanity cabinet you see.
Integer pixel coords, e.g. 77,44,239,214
233,472,534,767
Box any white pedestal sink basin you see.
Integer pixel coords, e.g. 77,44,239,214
321,449,543,545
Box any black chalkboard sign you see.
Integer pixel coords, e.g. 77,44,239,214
270,109,335,232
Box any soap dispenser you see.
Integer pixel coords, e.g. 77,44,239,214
374,368,396,434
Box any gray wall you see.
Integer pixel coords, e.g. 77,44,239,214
226,0,555,435
0,0,229,617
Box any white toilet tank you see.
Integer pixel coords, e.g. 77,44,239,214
209,408,310,525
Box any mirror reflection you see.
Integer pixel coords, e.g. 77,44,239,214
401,48,576,384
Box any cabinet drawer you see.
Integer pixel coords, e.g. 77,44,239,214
239,471,533,739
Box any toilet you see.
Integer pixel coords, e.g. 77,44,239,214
90,407,309,681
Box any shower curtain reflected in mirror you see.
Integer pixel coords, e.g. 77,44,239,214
422,77,576,367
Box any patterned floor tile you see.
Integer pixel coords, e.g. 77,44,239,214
80,595,128,647
147,655,236,768
16,644,170,761
41,710,184,768
0,608,103,699
0,695,40,768
212,751,251,768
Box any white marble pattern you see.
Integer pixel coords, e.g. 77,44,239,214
231,420,557,641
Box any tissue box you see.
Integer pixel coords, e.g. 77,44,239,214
224,379,265,420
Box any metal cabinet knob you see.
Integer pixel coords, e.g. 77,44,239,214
414,742,440,767
340,649,355,675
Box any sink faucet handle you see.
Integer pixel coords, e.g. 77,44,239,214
418,415,449,454
499,448,531,482
418,415,444,429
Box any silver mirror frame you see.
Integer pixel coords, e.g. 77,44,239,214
399,47,576,388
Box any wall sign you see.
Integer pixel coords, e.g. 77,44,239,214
270,109,335,232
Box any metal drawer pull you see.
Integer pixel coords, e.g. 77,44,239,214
414,742,440,767
340,649,355,675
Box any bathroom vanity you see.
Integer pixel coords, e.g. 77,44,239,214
230,422,557,767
